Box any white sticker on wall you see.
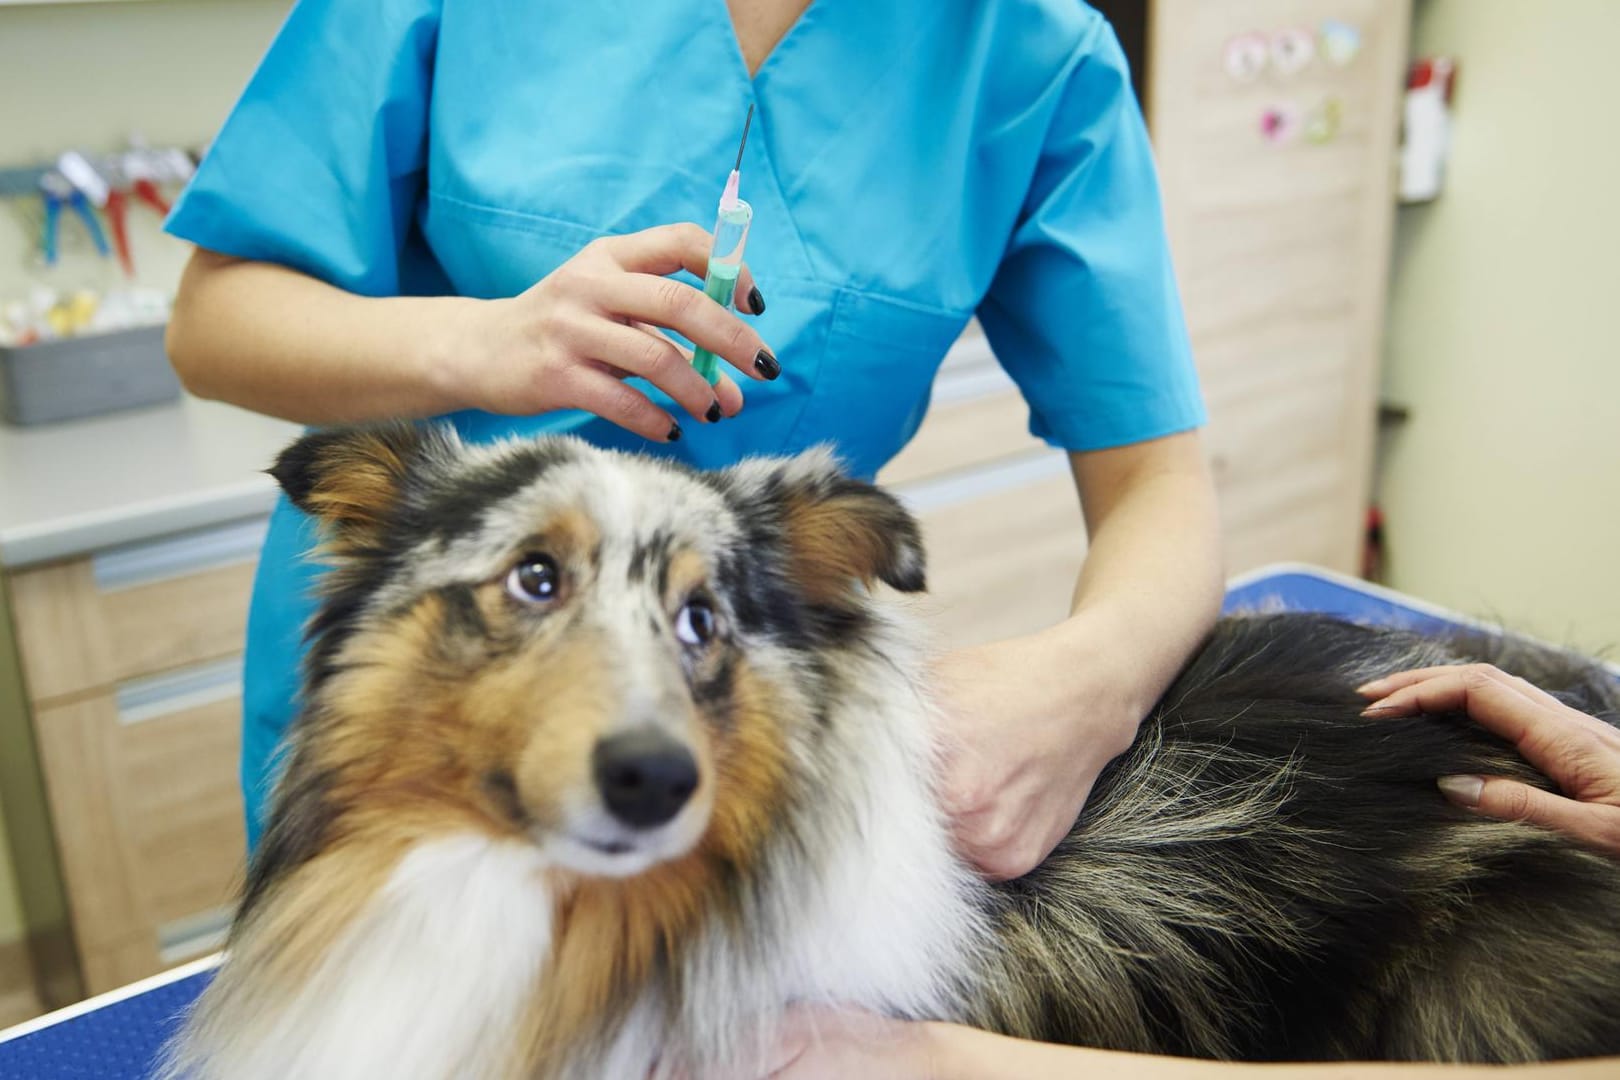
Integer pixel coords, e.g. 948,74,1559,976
1270,28,1316,77
1224,33,1269,83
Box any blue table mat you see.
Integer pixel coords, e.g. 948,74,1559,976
0,970,211,1079
0,566,1466,1079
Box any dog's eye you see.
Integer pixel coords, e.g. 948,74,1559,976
675,598,717,647
506,554,560,603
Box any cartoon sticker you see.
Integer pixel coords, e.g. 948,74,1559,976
1261,104,1303,144
1304,97,1343,144
1320,20,1363,66
1224,33,1269,83
1270,27,1316,77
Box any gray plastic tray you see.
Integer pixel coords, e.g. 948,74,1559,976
0,324,180,426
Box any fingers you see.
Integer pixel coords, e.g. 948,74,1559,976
597,272,777,381
629,322,745,417
1358,663,1565,711
559,367,680,443
1362,662,1616,756
1438,774,1620,857
585,322,721,423
1361,666,1551,735
593,224,765,315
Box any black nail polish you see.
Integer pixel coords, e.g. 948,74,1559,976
748,286,766,316
705,400,722,423
667,422,683,442
754,349,780,380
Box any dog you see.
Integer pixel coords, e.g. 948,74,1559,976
162,422,1620,1079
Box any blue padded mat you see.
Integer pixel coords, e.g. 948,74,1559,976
1221,564,1468,634
0,566,1487,1079
0,969,211,1079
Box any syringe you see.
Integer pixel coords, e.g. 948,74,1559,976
691,106,755,385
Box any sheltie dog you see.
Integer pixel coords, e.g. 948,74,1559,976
163,422,1620,1079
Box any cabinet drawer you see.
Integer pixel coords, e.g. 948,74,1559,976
32,660,245,992
908,462,1087,650
9,518,264,703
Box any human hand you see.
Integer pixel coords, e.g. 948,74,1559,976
758,1006,939,1080
933,627,1141,881
1359,664,1620,857
451,223,775,440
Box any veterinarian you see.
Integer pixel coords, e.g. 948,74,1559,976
761,659,1620,1077
164,0,1223,876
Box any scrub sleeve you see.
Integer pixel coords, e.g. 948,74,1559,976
977,17,1206,453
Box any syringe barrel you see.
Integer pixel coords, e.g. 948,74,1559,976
691,198,753,386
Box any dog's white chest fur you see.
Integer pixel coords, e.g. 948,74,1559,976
214,837,554,1080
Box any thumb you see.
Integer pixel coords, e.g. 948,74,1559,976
1438,774,1599,838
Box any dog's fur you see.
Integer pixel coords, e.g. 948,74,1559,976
163,423,1620,1079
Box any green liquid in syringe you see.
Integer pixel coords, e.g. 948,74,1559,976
692,261,740,385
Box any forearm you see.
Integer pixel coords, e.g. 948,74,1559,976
926,1024,1619,1080
1052,431,1224,719
166,248,477,424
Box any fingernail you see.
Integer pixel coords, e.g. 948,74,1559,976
748,285,766,315
667,422,683,443
754,349,780,380
1437,775,1484,806
1355,679,1390,697
705,400,722,423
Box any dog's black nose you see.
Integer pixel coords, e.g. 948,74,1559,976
593,729,699,829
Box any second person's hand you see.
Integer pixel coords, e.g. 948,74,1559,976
1360,663,1620,857
447,223,777,441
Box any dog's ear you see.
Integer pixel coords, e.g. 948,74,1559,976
269,422,450,551
729,450,927,601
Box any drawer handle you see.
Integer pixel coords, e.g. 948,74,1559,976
116,657,243,726
92,516,268,593
158,905,234,966
894,450,1070,514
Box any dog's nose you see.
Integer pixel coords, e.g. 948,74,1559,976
593,729,699,829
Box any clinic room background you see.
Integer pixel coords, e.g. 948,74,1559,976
0,0,1617,1033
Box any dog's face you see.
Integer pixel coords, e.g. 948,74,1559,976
269,424,926,880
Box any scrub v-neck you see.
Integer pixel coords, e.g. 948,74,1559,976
722,0,818,80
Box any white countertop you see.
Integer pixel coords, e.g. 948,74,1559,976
0,330,1004,571
0,395,301,569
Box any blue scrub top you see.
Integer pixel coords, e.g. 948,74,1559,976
166,0,1205,848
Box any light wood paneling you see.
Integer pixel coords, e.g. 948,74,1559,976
879,390,1044,489
910,470,1088,651
1149,0,1411,574
31,686,244,993
9,558,256,704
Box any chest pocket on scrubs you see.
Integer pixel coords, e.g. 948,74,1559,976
422,192,602,300
786,289,969,480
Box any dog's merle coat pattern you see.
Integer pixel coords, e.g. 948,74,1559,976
171,424,1620,1078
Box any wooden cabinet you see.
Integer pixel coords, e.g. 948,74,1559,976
3,520,261,999
1147,0,1411,573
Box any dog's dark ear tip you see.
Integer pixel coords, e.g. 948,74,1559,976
888,567,927,594
268,432,331,512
